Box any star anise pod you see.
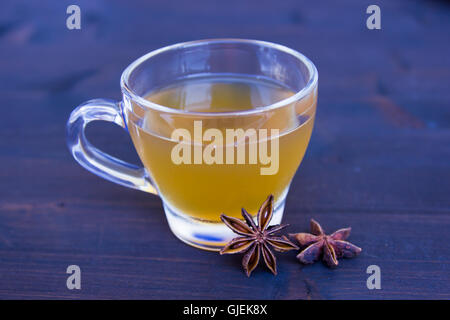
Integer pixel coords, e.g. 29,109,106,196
290,219,362,268
220,195,299,277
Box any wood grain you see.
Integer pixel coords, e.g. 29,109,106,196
0,0,449,299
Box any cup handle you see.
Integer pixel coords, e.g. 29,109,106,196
66,98,157,194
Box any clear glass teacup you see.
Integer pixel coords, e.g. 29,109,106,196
67,39,318,251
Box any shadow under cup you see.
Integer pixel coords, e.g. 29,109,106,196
67,39,318,251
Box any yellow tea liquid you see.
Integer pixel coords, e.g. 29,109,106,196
127,76,316,221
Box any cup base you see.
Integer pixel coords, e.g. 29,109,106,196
164,198,286,251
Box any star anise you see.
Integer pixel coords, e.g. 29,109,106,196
220,195,298,277
290,219,362,268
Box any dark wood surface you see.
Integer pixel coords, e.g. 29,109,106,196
0,0,449,299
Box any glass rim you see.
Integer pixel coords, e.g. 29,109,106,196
120,38,318,117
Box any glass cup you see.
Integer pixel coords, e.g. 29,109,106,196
67,39,318,251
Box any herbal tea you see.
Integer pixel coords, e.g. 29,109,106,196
67,39,319,250
127,75,316,221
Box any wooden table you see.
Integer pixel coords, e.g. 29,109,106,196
0,0,449,299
